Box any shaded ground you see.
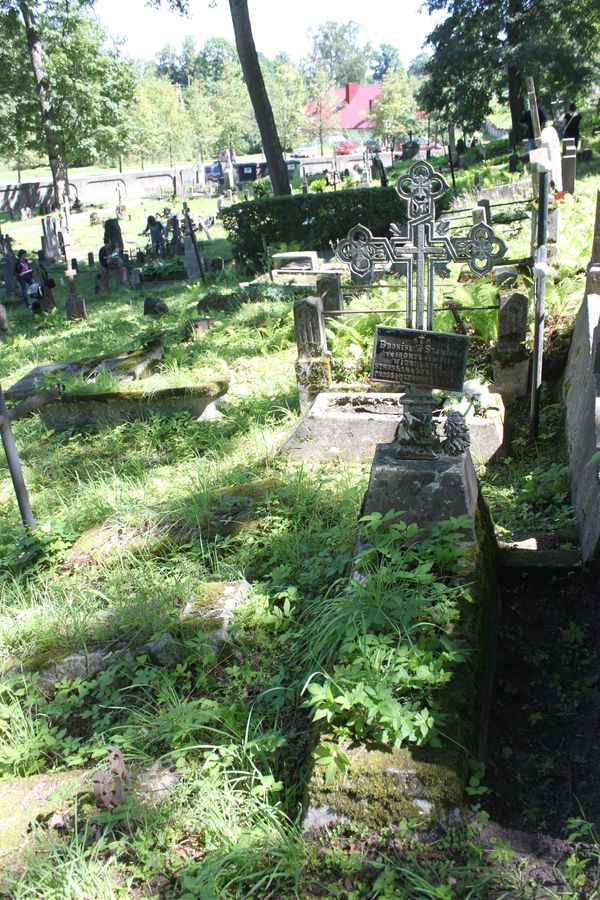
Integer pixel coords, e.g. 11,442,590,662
478,562,600,893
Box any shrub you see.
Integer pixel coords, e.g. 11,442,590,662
218,186,408,271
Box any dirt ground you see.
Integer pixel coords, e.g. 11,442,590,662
480,561,600,893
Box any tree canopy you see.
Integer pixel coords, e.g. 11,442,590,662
420,0,600,136
303,21,373,85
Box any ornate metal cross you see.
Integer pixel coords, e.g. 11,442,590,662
336,160,507,330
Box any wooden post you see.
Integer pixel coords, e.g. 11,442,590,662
529,169,549,438
526,76,543,149
0,382,36,527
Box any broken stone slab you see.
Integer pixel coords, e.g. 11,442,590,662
0,770,89,866
36,649,118,694
61,521,164,568
2,645,131,694
6,346,166,402
0,760,183,867
179,580,250,647
31,379,229,431
307,744,465,834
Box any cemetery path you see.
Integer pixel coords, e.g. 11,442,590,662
484,563,600,838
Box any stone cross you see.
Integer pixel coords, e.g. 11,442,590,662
336,160,508,331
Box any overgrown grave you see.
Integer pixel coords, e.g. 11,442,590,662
5,340,228,432
290,161,512,830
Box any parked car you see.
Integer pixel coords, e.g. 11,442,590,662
292,144,316,158
204,160,223,183
334,139,357,155
366,140,384,153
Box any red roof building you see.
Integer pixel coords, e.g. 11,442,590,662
333,82,382,130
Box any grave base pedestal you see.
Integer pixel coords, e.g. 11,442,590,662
362,443,479,550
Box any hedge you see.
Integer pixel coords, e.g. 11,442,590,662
218,186,409,271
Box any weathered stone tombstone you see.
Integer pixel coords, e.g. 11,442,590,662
317,273,344,312
293,296,331,412
130,267,142,289
41,216,61,263
492,292,529,402
30,260,56,314
183,234,202,280
88,251,94,267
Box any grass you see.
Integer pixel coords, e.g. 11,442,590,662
0,137,599,896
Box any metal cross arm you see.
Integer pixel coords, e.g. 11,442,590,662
335,160,508,330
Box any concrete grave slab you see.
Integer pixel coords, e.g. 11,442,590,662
563,293,600,562
282,391,504,464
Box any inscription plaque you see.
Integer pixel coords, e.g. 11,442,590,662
371,326,469,392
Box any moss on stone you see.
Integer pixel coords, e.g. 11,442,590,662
307,491,500,829
0,770,89,865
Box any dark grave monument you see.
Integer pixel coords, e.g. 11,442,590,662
342,161,506,536
302,161,510,834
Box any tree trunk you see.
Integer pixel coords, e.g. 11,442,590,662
19,0,69,210
228,0,290,196
506,0,525,143
507,63,524,144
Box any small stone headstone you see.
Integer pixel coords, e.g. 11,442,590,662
497,292,528,355
88,251,94,266
66,293,87,320
41,216,61,262
130,268,142,288
317,274,344,312
183,234,202,281
294,297,327,357
144,295,169,316
184,317,213,340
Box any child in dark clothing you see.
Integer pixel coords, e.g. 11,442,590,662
14,249,33,308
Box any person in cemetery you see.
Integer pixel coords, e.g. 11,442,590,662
520,101,547,149
14,249,33,308
99,238,122,269
141,215,166,255
563,103,582,147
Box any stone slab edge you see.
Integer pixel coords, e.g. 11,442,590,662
305,453,500,832
563,293,600,563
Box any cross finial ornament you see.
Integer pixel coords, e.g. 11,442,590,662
336,160,508,330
